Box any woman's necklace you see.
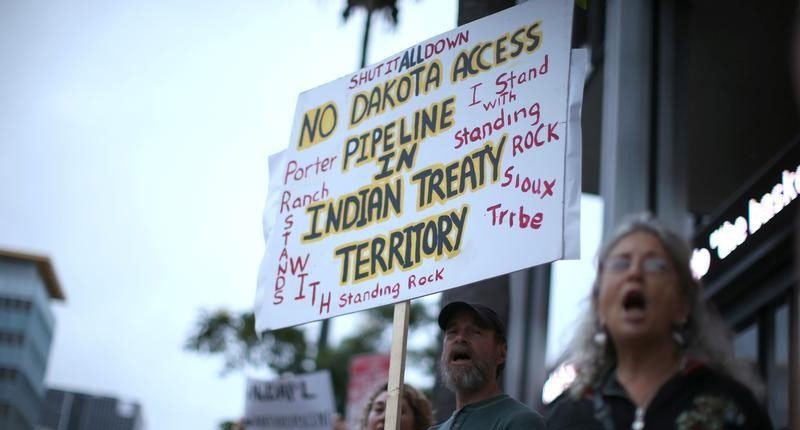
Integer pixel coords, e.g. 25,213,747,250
632,407,645,430
627,355,687,430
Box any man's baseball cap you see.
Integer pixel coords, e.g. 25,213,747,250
437,301,506,343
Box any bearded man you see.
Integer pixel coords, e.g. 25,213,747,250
429,301,545,430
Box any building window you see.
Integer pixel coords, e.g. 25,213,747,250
0,330,24,347
0,368,18,382
0,297,32,312
733,322,758,365
768,303,789,429
732,296,792,430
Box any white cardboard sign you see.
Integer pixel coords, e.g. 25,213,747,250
244,371,335,430
257,0,578,332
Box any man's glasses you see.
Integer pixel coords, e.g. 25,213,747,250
602,255,672,275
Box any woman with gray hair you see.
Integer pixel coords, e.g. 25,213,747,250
547,214,771,430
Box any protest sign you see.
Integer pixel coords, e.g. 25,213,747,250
346,353,391,430
256,0,578,332
244,371,335,430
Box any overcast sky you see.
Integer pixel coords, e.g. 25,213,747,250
0,1,457,428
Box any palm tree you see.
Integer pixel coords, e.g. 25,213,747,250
342,0,399,69
311,0,401,354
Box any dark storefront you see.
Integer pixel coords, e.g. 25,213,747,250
692,137,800,430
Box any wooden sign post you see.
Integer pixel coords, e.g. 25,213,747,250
384,300,410,430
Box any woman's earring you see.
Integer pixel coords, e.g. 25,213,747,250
593,325,607,346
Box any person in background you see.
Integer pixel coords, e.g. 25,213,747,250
429,302,545,430
361,382,433,430
547,213,772,430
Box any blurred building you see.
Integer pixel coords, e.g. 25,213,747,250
0,249,65,430
436,1,799,429
39,388,145,430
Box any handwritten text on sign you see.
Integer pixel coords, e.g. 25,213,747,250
244,371,335,430
257,0,575,331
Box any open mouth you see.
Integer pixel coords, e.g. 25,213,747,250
450,348,472,364
622,289,647,312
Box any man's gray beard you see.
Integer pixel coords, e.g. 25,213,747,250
440,357,490,393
